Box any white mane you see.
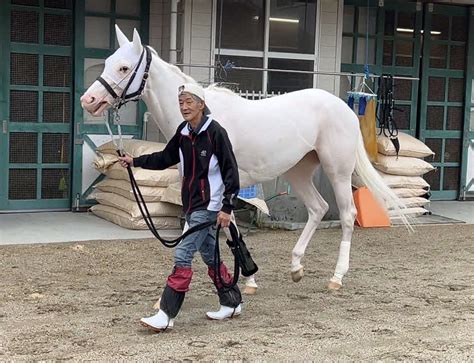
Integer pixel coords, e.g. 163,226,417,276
206,84,240,97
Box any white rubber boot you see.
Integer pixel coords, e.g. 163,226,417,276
206,304,242,320
140,309,174,332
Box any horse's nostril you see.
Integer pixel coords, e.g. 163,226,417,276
90,96,95,103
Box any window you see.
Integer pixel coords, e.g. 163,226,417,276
214,55,263,91
341,5,377,66
269,0,316,54
215,0,317,95
268,58,313,93
216,0,265,51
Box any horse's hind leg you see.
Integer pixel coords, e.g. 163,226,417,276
283,152,329,282
318,152,357,290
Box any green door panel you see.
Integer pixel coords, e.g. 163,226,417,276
459,8,474,200
419,3,469,200
0,1,73,211
342,1,473,201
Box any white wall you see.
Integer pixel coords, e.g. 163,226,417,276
149,0,163,57
147,0,170,142
315,0,343,95
183,0,213,83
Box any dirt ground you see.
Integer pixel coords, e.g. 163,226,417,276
0,224,473,361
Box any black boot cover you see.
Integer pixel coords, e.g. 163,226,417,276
160,285,185,319
225,235,258,277
217,285,242,308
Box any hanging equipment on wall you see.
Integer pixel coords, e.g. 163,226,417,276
377,74,400,156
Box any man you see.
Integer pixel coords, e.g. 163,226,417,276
118,83,242,332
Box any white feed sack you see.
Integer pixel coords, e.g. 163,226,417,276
89,139,185,229
96,139,178,169
104,163,180,187
377,131,435,158
93,153,119,174
373,155,435,177
399,196,430,208
90,204,181,230
93,192,182,219
161,182,183,206
94,179,166,202
352,171,430,189
392,188,428,198
97,139,165,157
389,207,429,218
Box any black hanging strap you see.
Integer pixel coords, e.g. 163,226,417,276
377,75,400,156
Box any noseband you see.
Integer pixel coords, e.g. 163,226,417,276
96,45,152,109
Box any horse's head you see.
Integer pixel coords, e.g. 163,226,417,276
81,25,148,116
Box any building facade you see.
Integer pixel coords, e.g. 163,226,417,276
0,0,473,214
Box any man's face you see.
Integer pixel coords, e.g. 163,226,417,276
178,93,204,123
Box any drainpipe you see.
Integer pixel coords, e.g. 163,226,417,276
170,0,178,64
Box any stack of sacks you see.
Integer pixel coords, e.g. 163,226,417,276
374,131,435,218
89,139,182,230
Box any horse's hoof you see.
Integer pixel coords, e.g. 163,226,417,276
291,267,304,282
153,298,161,310
243,286,257,295
327,280,342,291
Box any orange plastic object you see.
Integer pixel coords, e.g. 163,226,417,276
353,187,390,228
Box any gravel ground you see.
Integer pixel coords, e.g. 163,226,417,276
0,224,473,361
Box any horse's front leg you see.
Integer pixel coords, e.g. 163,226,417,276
290,207,327,282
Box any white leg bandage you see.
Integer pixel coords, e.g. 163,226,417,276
334,241,351,281
245,275,258,288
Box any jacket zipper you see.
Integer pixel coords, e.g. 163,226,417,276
200,179,206,201
187,135,196,213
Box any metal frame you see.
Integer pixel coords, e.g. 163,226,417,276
0,1,8,210
460,7,474,200
72,0,150,209
1,0,73,211
419,3,469,200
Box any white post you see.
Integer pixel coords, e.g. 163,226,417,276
170,0,178,64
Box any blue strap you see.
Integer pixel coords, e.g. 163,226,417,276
358,96,367,115
347,95,355,110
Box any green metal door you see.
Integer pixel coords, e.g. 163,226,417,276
378,1,423,136
460,8,474,200
419,4,469,200
0,0,73,211
0,3,8,211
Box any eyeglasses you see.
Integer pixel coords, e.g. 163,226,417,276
178,85,185,92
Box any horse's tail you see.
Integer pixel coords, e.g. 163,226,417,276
354,132,413,231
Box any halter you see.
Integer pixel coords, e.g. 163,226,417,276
96,45,153,110
98,44,152,155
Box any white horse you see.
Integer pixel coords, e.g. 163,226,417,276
81,26,409,293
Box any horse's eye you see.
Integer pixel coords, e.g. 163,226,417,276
120,66,129,73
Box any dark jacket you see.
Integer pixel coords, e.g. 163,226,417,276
133,116,240,215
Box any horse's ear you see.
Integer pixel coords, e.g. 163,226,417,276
132,28,143,53
115,24,129,47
